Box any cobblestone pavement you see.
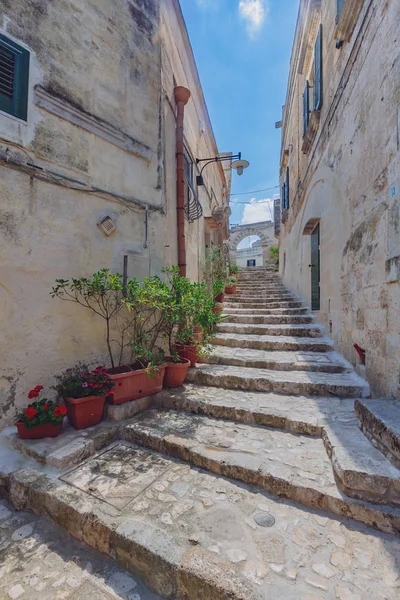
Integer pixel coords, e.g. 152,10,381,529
0,500,161,600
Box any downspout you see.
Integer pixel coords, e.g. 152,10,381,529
174,86,191,277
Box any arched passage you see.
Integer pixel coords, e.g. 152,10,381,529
228,220,276,266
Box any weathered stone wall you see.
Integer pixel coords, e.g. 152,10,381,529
0,0,228,426
278,0,400,398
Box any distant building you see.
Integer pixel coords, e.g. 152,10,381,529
277,0,400,398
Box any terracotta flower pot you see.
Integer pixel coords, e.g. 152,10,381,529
175,343,198,367
108,366,166,405
65,395,105,430
215,292,225,303
212,303,223,314
16,421,63,440
225,285,236,295
164,358,191,388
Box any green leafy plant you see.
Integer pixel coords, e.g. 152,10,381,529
227,276,237,285
16,386,67,429
213,280,225,298
203,246,228,296
269,246,279,271
54,364,115,399
229,264,239,274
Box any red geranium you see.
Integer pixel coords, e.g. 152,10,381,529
54,405,67,417
25,406,37,419
28,389,39,399
35,385,44,392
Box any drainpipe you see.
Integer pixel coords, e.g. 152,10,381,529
174,86,191,277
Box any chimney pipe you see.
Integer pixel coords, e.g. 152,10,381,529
174,86,191,277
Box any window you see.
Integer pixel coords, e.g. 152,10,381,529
247,259,256,267
336,0,346,25
285,166,290,209
281,182,286,211
0,34,29,121
302,80,310,137
313,25,323,111
183,145,203,222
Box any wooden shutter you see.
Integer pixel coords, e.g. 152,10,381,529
0,34,29,120
302,80,310,137
281,182,286,210
285,167,290,209
314,25,323,111
311,224,320,310
336,0,346,24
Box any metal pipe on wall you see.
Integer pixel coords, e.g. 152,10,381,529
174,86,191,277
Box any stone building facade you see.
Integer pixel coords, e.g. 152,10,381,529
229,220,276,266
277,0,400,398
0,0,230,426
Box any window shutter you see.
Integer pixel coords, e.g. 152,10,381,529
314,25,323,111
302,80,310,137
281,182,286,210
285,167,290,209
336,0,346,24
0,34,29,120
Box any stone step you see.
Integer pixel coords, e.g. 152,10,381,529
355,399,400,468
224,306,309,315
230,293,296,300
124,410,400,533
205,347,350,373
222,313,314,324
216,322,323,338
185,364,370,398
213,332,333,352
223,300,303,309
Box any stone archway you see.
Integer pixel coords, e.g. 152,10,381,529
229,220,276,266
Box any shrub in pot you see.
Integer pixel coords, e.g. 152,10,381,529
163,350,191,388
229,264,239,276
225,276,237,295
54,364,114,429
15,386,67,439
213,280,225,303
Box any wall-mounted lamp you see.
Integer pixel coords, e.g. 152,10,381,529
195,152,250,186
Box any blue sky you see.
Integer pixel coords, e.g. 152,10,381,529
180,0,299,232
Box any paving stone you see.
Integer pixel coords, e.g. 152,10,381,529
224,306,310,315
0,500,161,600
216,323,323,337
123,410,400,532
355,398,400,467
222,313,314,324
213,332,334,352
186,364,369,397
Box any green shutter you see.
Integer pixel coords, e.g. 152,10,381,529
314,25,323,111
285,167,290,209
0,34,29,120
281,182,286,211
302,80,310,137
336,0,346,24
311,224,320,311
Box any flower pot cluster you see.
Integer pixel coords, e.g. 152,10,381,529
16,387,67,439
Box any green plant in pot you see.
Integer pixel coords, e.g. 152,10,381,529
229,264,239,275
54,364,114,429
15,386,67,439
225,276,237,295
213,280,225,303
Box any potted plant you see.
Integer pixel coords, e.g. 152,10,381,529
54,364,114,429
163,350,191,388
225,276,237,294
229,264,239,276
213,280,225,303
15,386,67,439
52,270,169,405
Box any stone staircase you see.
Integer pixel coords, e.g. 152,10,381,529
2,266,400,600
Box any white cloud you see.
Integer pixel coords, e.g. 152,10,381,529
238,0,267,37
241,196,276,225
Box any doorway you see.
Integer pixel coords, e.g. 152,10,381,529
310,224,320,310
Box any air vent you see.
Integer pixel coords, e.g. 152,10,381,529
0,45,15,98
97,216,116,236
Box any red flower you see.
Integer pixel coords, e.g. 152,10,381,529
28,389,39,399
43,404,49,410
34,385,44,392
54,406,67,417
25,407,37,419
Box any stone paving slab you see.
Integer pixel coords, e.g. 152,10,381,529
222,313,314,324
205,346,349,373
217,322,323,337
1,420,120,469
223,306,310,315
0,500,161,600
213,332,334,351
185,364,369,397
355,399,400,467
5,449,400,600
223,301,304,309
123,410,400,533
